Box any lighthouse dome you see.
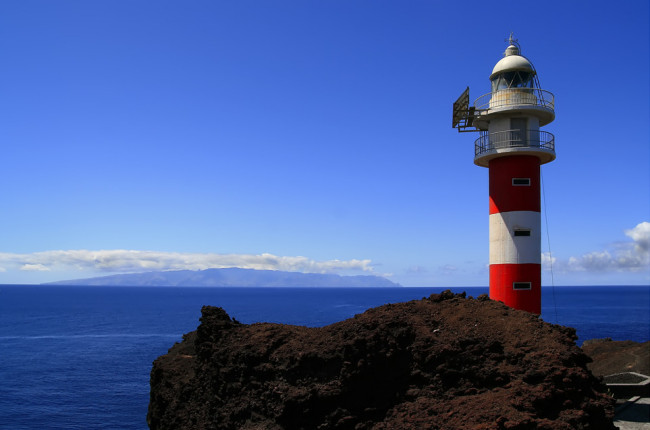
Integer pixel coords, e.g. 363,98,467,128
489,44,536,91
490,48,535,79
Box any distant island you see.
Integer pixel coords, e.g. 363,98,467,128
43,268,401,288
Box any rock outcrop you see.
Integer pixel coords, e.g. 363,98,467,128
148,291,615,429
582,338,650,377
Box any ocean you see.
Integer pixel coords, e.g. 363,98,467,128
0,285,648,430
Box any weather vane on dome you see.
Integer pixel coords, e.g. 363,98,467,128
507,32,521,50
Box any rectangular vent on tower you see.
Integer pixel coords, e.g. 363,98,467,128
513,282,532,290
514,229,531,237
512,178,531,186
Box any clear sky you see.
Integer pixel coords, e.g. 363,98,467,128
0,0,648,286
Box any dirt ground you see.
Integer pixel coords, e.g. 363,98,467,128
582,338,650,378
149,291,617,429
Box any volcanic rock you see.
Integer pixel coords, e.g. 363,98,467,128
582,338,650,377
148,291,616,429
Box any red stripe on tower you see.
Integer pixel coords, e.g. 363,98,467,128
490,264,541,314
489,156,540,214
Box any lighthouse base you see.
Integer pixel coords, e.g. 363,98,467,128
489,263,541,314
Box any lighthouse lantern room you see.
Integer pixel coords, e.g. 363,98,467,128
452,35,556,314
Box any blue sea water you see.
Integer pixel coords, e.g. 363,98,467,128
0,285,648,430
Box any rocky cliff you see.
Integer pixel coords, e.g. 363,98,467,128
148,291,616,429
582,338,650,378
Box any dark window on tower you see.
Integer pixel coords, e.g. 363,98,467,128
512,178,531,186
513,282,532,290
514,229,531,237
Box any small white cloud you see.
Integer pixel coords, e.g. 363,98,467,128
438,264,458,275
407,266,428,274
625,222,650,253
19,264,51,272
541,252,556,269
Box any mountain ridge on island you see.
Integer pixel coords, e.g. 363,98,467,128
43,268,401,287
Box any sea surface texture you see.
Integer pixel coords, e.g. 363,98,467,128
0,285,648,430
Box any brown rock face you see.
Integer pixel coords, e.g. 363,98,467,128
148,292,615,429
582,338,650,377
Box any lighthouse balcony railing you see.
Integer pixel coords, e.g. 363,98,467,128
475,129,555,157
473,88,555,112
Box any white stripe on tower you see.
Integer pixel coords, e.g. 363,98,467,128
489,211,541,264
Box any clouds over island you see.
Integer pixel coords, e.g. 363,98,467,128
0,222,647,285
0,250,374,276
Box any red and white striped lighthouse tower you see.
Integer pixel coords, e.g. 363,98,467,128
453,35,556,314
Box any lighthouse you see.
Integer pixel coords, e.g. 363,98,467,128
452,35,555,314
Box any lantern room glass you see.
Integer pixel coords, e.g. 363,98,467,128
491,71,534,92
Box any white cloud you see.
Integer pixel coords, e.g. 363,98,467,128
406,266,428,274
0,250,374,275
625,221,650,253
552,222,650,272
438,264,458,275
541,252,556,268
19,264,51,272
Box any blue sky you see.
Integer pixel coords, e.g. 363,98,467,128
0,0,648,286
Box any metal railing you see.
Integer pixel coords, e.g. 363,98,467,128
473,88,555,111
475,129,555,157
